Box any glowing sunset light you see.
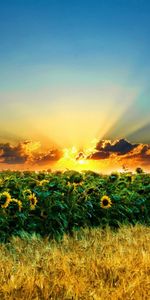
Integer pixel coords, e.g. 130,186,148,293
0,137,149,173
54,146,95,172
0,1,150,173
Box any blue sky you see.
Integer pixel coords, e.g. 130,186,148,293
0,0,150,146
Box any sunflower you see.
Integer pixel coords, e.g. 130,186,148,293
11,199,22,212
0,178,3,186
39,179,49,186
100,195,112,209
0,191,11,208
28,193,37,210
22,189,32,197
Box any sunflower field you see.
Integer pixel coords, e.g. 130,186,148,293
0,169,150,242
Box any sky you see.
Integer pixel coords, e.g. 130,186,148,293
0,0,150,171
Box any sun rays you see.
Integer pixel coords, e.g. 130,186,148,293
54,146,96,172
0,68,149,174
0,79,142,149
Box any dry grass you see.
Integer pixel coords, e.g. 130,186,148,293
0,225,150,300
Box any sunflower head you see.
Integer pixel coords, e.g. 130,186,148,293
100,195,112,209
0,178,3,186
28,193,37,210
0,191,11,208
11,199,22,212
39,179,49,186
23,189,32,197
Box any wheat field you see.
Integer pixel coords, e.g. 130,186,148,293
0,225,150,300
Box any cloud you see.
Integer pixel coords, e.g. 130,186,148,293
122,144,150,164
88,138,138,160
0,141,62,165
33,149,62,165
88,138,150,170
96,138,138,155
0,143,28,164
88,151,110,160
76,152,86,160
0,138,150,171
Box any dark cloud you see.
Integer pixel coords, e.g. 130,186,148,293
0,139,150,171
76,152,86,160
115,143,150,170
140,145,150,156
0,142,62,165
88,151,110,160
88,138,150,170
123,144,150,164
0,143,28,164
88,139,139,161
33,149,62,165
96,139,138,155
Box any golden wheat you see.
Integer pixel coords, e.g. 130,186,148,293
0,225,150,299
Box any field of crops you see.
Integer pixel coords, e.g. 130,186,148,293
0,169,150,242
0,225,150,299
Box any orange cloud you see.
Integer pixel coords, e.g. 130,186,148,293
0,138,150,173
0,141,62,167
87,139,150,171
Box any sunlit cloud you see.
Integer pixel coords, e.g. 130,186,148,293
0,141,61,168
0,138,149,173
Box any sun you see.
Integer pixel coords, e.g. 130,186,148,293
54,146,97,172
78,159,86,165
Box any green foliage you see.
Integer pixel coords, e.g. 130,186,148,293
0,170,150,242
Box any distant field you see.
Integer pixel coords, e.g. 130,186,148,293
0,169,150,242
0,225,150,299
